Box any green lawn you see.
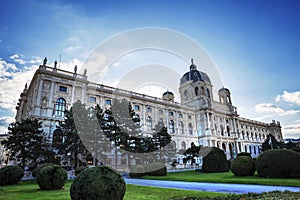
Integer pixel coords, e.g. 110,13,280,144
0,177,300,200
143,171,300,187
0,180,229,200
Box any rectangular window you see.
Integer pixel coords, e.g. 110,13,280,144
134,105,140,111
147,107,152,112
188,115,192,119
179,113,183,118
169,111,174,116
59,86,67,92
105,99,111,105
158,109,163,114
89,96,96,103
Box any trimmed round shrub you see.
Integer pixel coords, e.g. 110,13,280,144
32,163,55,177
70,166,126,200
146,162,167,176
231,156,255,176
129,165,145,178
75,166,88,176
36,165,68,190
0,166,24,185
256,149,300,178
237,152,251,158
202,147,229,173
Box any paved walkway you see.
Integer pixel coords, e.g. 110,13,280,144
125,178,300,194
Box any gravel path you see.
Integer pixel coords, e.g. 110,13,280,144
125,178,300,194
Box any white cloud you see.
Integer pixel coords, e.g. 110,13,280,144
255,103,284,114
9,54,19,59
64,45,82,52
282,120,300,138
0,59,18,79
0,58,38,112
255,103,300,116
67,36,80,44
9,54,26,65
59,58,83,72
28,56,42,64
0,115,15,134
276,91,300,105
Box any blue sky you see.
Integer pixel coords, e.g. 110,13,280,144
0,0,300,138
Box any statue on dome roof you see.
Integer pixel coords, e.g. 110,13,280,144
43,57,47,66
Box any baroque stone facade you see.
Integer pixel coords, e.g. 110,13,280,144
15,60,282,163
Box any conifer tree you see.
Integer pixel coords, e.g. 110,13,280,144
2,119,48,169
56,101,88,169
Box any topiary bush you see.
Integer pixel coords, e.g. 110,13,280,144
256,149,300,178
129,165,145,178
237,152,251,158
231,156,255,176
201,147,229,173
32,163,55,177
146,162,167,176
36,165,68,190
70,166,126,200
0,166,24,185
75,166,88,176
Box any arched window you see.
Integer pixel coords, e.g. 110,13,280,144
214,124,218,135
188,123,193,135
179,121,184,134
227,125,230,137
220,125,224,136
169,120,175,133
52,129,63,148
182,141,186,150
195,87,199,96
146,116,152,129
206,88,210,99
55,98,66,117
201,86,205,95
226,95,231,104
222,143,226,152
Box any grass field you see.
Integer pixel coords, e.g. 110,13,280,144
1,171,300,200
0,180,229,200
143,171,300,187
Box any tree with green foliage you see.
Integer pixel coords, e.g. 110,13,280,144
109,98,142,165
152,121,174,162
56,101,88,169
1,119,49,169
73,104,110,166
183,142,201,163
261,134,285,152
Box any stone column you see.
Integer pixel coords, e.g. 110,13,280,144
71,86,75,105
36,79,44,106
207,112,211,130
48,81,55,107
81,87,85,103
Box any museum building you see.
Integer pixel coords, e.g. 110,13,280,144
15,58,282,164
